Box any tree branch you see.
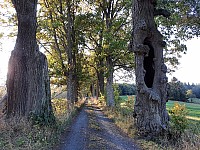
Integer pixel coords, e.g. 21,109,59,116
37,39,52,55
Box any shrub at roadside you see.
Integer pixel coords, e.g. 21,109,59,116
168,102,189,137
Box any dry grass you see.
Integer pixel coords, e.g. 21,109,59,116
99,98,200,150
0,117,59,149
102,106,136,138
0,87,6,118
0,98,86,150
0,86,6,99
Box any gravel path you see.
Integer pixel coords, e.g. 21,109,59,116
58,103,139,150
58,107,89,150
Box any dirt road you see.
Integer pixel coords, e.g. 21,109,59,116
58,103,139,150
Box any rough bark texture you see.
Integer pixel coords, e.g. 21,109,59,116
98,72,105,96
106,56,115,107
97,61,105,96
104,2,115,107
66,1,77,105
132,0,169,136
5,0,54,124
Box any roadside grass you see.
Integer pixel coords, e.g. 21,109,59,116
0,98,85,150
100,95,200,150
0,87,6,99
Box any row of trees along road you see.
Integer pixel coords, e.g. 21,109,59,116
1,0,199,136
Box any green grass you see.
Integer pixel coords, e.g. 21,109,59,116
119,95,130,101
167,100,200,121
119,95,200,122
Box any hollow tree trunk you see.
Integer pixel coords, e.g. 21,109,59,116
132,0,169,136
6,0,54,124
106,56,115,107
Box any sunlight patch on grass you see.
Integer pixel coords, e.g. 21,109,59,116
186,116,200,121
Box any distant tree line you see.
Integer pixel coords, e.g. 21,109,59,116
117,83,136,96
117,78,200,102
168,77,200,102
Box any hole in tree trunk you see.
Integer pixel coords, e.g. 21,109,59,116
143,39,155,88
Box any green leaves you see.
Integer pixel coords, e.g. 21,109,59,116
156,0,200,69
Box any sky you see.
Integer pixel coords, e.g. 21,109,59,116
170,38,200,84
0,37,200,86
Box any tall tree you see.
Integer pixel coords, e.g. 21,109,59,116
132,0,170,136
37,0,80,105
5,0,54,124
84,0,133,106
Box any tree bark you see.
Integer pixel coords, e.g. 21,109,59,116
97,63,105,96
6,0,54,124
66,1,77,104
103,1,115,107
106,56,115,107
90,83,96,98
132,0,169,136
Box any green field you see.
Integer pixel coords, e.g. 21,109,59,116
166,100,200,121
119,95,200,121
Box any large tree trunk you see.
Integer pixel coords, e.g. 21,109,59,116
97,21,105,96
66,1,77,104
132,0,169,136
73,53,78,102
5,0,54,124
106,56,115,107
97,59,105,96
103,2,115,107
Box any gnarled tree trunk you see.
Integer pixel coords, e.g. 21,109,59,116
5,0,54,124
132,0,170,136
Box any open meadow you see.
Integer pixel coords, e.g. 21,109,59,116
119,95,200,122
166,100,200,122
